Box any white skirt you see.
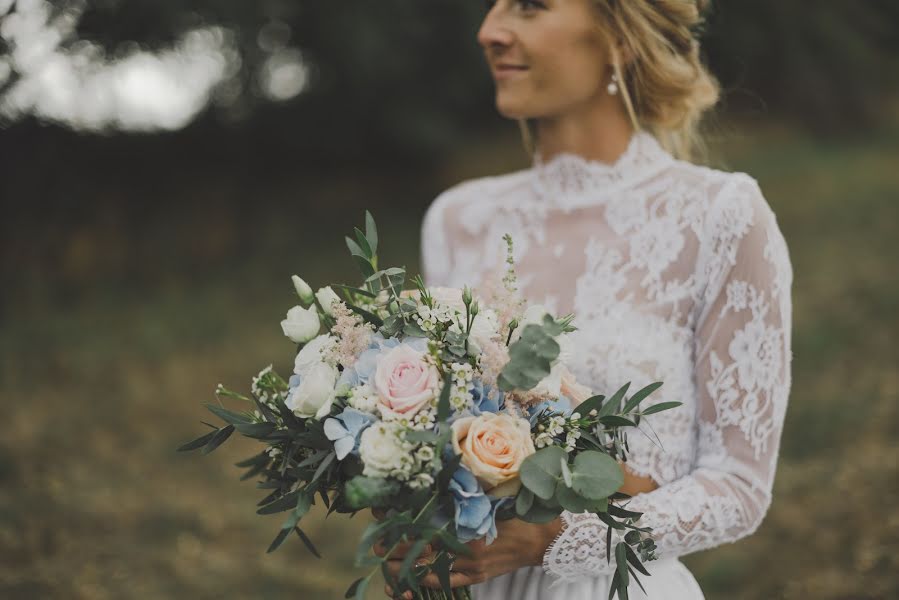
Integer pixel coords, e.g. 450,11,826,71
471,558,704,600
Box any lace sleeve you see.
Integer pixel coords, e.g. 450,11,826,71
420,186,457,287
542,174,793,581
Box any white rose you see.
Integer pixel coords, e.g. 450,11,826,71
469,308,500,354
292,275,314,305
447,307,500,355
286,361,338,419
508,304,550,344
315,286,341,316
358,422,408,478
294,335,336,376
281,305,321,343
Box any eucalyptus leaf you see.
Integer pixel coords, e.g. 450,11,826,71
345,476,399,509
515,487,535,516
520,446,566,500
570,451,624,500
518,499,561,524
557,484,608,513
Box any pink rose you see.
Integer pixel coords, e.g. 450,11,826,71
374,344,440,420
451,413,536,497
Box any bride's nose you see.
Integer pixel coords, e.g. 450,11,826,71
477,7,515,50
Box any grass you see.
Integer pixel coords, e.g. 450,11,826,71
1,120,897,599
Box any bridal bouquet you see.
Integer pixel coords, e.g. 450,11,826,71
178,213,680,600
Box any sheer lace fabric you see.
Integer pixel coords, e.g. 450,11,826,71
421,131,793,585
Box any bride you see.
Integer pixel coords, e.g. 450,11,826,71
384,0,792,598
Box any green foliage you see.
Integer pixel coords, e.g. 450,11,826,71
497,316,563,391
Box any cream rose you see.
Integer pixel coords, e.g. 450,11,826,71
451,413,536,497
373,344,440,420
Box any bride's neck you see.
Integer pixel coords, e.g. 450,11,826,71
533,102,635,165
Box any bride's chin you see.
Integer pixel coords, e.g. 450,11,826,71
494,97,537,121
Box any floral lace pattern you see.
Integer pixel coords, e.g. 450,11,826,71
421,131,793,583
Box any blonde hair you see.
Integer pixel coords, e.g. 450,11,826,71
520,0,720,162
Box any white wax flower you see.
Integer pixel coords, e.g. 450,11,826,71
315,286,341,316
291,275,314,305
286,361,338,419
348,383,379,414
281,305,321,343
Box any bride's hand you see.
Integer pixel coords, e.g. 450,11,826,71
620,463,658,495
376,465,656,598
381,517,563,597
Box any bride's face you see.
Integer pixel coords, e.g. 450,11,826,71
477,0,612,120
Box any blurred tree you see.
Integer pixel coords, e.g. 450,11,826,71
703,0,899,133
1,0,897,157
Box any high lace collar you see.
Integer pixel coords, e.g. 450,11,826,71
529,130,674,207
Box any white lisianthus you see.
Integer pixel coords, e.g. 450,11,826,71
358,422,410,478
315,286,341,317
294,335,337,376
281,305,321,343
291,275,315,305
286,362,338,419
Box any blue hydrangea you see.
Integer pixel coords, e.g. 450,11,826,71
526,396,571,427
449,466,512,544
470,380,504,415
323,408,376,460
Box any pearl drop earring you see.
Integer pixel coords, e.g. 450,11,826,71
607,73,619,96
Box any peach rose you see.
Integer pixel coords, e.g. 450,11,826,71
560,366,593,404
451,413,536,497
373,344,440,420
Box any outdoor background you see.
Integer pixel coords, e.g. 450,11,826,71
1,1,897,599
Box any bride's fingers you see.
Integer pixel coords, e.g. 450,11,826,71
374,540,432,559
382,551,437,579
419,570,481,588
383,584,412,600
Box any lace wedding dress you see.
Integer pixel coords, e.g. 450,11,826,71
420,131,793,599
